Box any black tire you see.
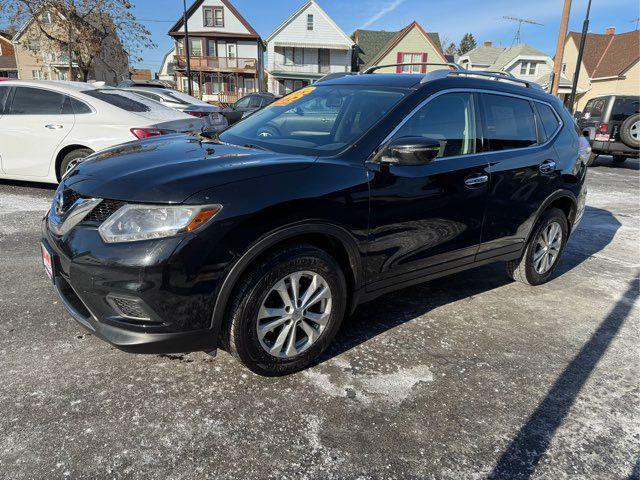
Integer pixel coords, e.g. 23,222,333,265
221,244,347,376
58,148,93,180
506,208,569,286
620,114,639,149
612,155,627,163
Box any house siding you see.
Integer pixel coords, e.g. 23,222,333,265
579,61,640,109
374,27,443,73
176,0,251,35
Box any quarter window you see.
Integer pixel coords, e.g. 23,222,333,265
9,87,66,115
480,94,538,151
535,103,561,140
0,86,10,114
391,92,478,159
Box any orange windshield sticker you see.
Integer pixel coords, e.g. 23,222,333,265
270,86,316,107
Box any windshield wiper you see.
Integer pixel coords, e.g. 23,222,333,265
242,144,271,151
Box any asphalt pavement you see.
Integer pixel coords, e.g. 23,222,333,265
0,155,638,479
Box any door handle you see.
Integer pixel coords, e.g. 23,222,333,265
539,160,556,174
464,174,489,187
45,124,64,130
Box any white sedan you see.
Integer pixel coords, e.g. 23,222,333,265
0,80,205,184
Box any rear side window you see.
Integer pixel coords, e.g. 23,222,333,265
583,98,606,118
535,103,561,141
0,86,10,114
9,87,66,115
82,89,151,112
70,97,92,114
391,92,478,159
249,95,262,108
480,94,537,151
610,97,640,121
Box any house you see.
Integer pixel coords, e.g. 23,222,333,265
353,21,446,73
265,0,354,95
457,41,554,81
12,11,128,84
130,68,152,81
157,47,176,85
168,0,265,103
0,31,19,79
561,27,640,110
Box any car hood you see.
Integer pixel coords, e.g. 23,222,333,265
65,134,316,203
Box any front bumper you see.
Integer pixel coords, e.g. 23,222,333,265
41,217,221,354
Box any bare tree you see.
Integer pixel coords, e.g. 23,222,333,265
0,0,154,82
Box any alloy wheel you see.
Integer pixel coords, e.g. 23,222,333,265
630,121,639,141
256,271,332,358
532,221,563,274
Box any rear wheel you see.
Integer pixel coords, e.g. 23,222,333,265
620,114,639,149
222,244,347,376
612,155,627,163
58,148,93,180
506,208,568,286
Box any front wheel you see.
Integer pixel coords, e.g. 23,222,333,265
58,148,93,180
222,244,347,376
506,208,568,286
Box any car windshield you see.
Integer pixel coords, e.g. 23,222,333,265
219,85,406,156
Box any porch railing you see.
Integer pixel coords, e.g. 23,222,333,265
174,56,258,72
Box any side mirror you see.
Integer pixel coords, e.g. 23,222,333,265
381,137,441,165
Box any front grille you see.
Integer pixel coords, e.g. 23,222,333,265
84,200,125,223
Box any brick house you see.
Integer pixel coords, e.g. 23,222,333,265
0,31,19,79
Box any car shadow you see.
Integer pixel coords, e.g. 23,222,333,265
0,179,57,192
488,274,639,479
322,205,622,363
591,155,640,171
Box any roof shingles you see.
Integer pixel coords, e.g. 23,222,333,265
569,29,639,78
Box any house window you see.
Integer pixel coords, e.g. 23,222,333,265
177,39,184,56
226,42,236,58
214,8,224,27
284,47,294,65
307,14,314,30
207,39,216,57
401,53,422,73
189,38,202,57
520,61,538,76
32,70,43,80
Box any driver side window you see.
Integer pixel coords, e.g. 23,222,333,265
391,92,478,159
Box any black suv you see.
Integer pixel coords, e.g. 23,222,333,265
577,94,640,165
41,68,588,375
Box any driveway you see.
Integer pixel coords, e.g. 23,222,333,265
0,156,638,479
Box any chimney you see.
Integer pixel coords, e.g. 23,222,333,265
484,41,492,47
605,27,616,35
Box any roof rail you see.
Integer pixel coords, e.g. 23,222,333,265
363,62,463,74
433,70,543,89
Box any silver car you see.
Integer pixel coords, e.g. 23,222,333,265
124,87,228,132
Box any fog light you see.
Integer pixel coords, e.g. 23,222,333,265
106,295,153,321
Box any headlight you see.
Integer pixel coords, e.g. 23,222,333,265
98,204,222,243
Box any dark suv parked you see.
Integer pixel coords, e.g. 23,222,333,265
577,94,640,165
41,68,588,375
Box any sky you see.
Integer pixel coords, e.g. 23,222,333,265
125,0,639,72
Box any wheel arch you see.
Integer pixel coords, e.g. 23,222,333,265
209,222,365,337
532,191,578,238
54,144,93,181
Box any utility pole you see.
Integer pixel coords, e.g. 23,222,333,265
551,0,572,96
183,0,192,96
567,0,592,111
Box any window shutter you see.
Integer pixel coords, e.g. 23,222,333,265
396,52,403,73
421,53,428,73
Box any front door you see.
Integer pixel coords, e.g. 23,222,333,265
0,86,74,177
318,49,330,74
366,92,489,288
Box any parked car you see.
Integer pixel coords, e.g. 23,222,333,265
576,94,639,165
117,79,168,89
0,80,205,183
123,87,227,132
221,92,276,125
42,70,587,375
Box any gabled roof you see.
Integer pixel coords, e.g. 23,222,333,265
0,30,13,41
265,0,353,46
460,43,550,70
353,21,446,69
168,0,260,39
568,29,640,78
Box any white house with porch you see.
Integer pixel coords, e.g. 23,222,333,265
265,0,354,95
